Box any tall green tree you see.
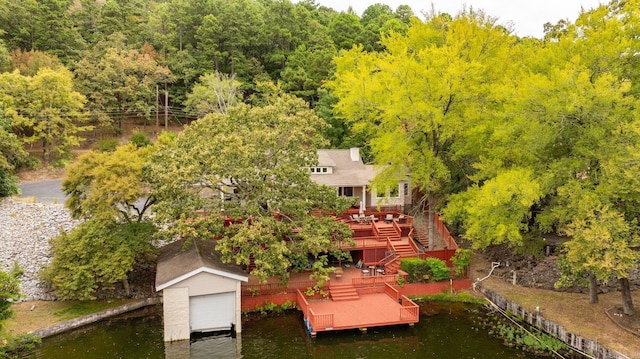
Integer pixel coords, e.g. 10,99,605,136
184,72,242,116
328,12,363,50
148,94,354,282
12,67,90,163
74,42,172,133
41,219,157,300
63,144,156,224
329,11,516,249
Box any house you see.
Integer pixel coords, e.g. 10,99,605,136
310,148,412,212
155,238,248,342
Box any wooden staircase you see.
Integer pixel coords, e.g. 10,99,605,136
384,258,401,274
383,242,420,274
377,226,401,241
392,242,417,258
329,282,360,301
412,216,430,249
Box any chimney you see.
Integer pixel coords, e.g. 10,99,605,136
350,148,360,162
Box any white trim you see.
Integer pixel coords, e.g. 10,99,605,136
157,266,248,291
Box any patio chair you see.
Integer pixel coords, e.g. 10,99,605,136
385,214,393,224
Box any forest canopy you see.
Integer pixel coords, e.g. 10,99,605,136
2,0,639,311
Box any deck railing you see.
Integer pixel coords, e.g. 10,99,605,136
376,249,396,266
392,219,402,237
400,295,419,320
243,279,318,296
309,308,334,330
434,212,458,250
297,289,334,332
383,282,399,301
297,289,309,315
341,236,389,249
352,274,396,287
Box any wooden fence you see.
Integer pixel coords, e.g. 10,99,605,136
480,287,631,359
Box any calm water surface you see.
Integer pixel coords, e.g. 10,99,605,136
24,302,542,359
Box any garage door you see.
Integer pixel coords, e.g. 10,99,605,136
190,292,235,332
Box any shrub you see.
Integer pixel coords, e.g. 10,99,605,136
425,258,451,281
401,257,451,282
129,130,152,148
400,257,428,283
93,138,119,152
451,248,472,277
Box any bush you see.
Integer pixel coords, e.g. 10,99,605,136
400,257,427,283
451,248,472,276
400,257,451,282
425,258,451,281
93,139,119,152
0,270,21,329
129,130,152,148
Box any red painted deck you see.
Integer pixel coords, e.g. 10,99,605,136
295,267,419,336
241,211,463,336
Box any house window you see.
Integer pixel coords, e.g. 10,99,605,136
339,187,353,197
310,167,330,174
390,185,399,198
376,185,399,198
404,183,409,196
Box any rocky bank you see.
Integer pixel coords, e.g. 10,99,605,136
0,198,79,300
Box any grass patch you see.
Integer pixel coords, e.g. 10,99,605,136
51,300,129,321
413,290,487,304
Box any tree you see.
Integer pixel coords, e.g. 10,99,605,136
328,12,363,50
184,72,242,116
14,67,90,163
63,144,156,224
41,219,157,300
556,189,639,313
0,269,21,329
0,127,31,197
329,11,516,249
74,42,172,133
8,49,63,76
148,94,354,283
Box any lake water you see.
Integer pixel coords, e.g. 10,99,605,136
22,302,553,358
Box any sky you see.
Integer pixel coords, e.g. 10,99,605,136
309,0,605,38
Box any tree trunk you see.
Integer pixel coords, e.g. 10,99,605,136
619,277,635,315
428,191,434,251
588,273,598,304
122,278,131,297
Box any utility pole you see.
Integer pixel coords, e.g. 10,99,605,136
164,86,168,130
155,84,159,138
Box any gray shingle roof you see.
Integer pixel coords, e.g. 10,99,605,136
312,149,378,187
155,238,247,290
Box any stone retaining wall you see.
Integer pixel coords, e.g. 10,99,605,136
480,286,630,359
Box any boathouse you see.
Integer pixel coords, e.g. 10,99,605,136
156,238,248,342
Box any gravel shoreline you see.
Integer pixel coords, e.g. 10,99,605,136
0,198,79,300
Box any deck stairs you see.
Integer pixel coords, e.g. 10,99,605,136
329,282,360,301
383,242,419,274
392,242,417,258
377,226,401,241
412,216,430,249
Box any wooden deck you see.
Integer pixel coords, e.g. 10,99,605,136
241,210,461,336
296,268,419,336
